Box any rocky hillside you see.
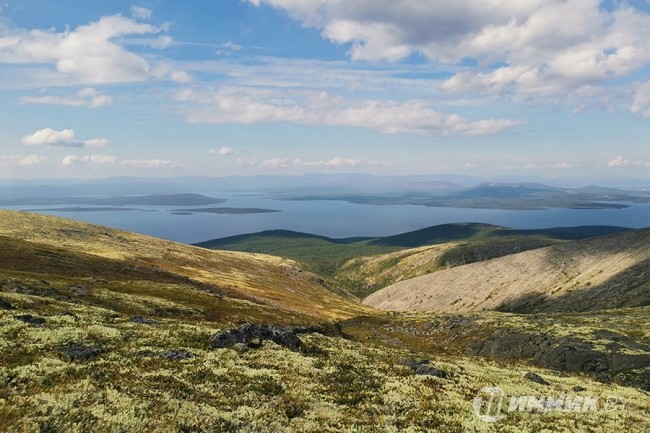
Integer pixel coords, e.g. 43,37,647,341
364,228,650,314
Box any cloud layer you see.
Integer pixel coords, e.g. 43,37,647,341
175,87,524,135
61,154,184,169
19,88,112,108
248,0,650,101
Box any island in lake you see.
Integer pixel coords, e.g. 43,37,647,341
169,207,281,215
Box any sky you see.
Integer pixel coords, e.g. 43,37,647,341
1,0,650,181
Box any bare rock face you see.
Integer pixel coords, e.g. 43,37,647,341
210,323,304,351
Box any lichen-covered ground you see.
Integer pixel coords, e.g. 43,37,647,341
1,290,649,433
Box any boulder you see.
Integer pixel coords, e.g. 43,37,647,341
60,342,105,362
211,323,304,351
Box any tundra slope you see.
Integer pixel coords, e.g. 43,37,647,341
363,228,650,314
0,210,371,323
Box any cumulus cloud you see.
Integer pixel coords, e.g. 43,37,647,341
0,14,166,84
18,87,112,108
22,128,109,148
608,155,650,168
247,0,650,97
175,87,524,136
0,154,46,167
209,147,233,156
61,154,184,169
608,155,629,167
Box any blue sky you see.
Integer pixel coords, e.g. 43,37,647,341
1,0,649,181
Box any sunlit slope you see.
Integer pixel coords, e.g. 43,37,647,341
336,237,557,297
364,228,650,313
0,210,372,321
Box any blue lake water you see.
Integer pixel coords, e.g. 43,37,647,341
6,193,650,244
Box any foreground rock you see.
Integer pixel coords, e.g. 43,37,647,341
60,342,105,362
401,359,448,378
14,314,46,326
211,323,304,351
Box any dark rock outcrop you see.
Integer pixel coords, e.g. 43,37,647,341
130,316,156,325
415,364,447,378
401,359,448,378
210,323,304,351
60,342,105,362
469,329,650,390
15,314,46,326
525,371,550,386
140,350,194,361
0,297,15,310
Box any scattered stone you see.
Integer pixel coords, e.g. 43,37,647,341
160,350,194,361
140,350,194,360
130,316,156,325
525,371,550,386
14,314,46,326
210,323,304,351
0,297,15,310
572,385,587,392
401,358,429,371
401,358,447,378
69,285,89,296
415,364,448,378
60,342,105,362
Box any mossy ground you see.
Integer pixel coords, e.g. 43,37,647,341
1,289,649,432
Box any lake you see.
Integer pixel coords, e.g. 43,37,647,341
6,192,650,244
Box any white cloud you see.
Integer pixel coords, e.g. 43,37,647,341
18,87,112,108
170,70,193,83
631,80,650,118
0,154,46,167
175,87,524,136
607,155,650,168
608,155,629,167
131,6,153,20
550,162,575,169
220,41,242,51
61,154,184,169
247,1,650,98
22,128,109,148
209,146,233,156
0,14,166,84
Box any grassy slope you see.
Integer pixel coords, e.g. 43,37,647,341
0,210,373,323
364,228,650,314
